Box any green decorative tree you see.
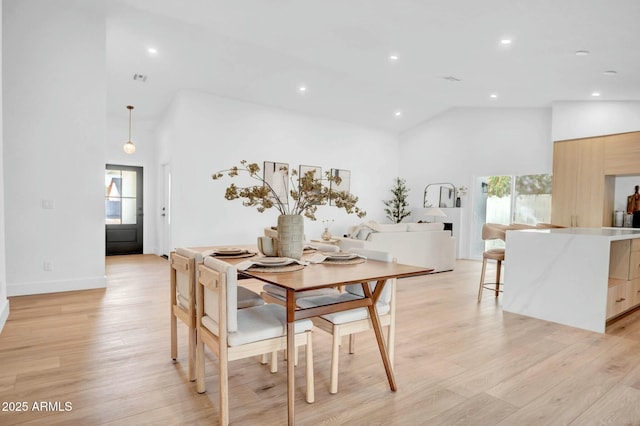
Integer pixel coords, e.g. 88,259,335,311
383,177,411,223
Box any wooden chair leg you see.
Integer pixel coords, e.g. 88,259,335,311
260,353,268,365
330,332,340,394
219,347,229,426
170,312,177,361
188,325,196,381
388,324,395,367
495,260,502,297
195,331,206,394
270,351,278,373
478,257,488,302
348,334,356,354
305,331,314,403
294,346,299,366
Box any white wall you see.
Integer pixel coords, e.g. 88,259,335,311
0,0,9,331
552,101,640,141
159,91,399,249
3,0,106,296
399,107,553,258
106,116,158,254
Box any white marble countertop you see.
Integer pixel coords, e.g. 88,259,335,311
509,227,640,241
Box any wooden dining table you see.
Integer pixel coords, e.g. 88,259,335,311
193,246,432,425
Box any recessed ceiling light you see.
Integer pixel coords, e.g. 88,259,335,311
388,54,399,62
147,47,158,55
297,85,307,94
500,39,512,45
394,110,402,117
603,70,618,76
490,93,498,99
575,50,590,56
591,91,601,97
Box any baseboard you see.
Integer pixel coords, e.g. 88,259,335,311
7,275,107,297
0,298,9,334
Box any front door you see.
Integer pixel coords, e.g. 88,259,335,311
105,165,143,255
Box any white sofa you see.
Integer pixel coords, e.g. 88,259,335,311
337,221,455,273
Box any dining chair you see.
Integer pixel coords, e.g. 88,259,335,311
195,256,315,425
259,242,343,370
170,248,264,381
296,248,396,394
260,241,341,306
477,223,508,302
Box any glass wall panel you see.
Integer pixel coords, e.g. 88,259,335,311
513,174,552,225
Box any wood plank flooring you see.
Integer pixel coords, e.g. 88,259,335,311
1,255,640,425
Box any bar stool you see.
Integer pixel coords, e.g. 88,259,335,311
477,223,508,302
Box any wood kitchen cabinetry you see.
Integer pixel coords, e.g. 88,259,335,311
550,132,640,228
551,137,614,227
608,238,640,320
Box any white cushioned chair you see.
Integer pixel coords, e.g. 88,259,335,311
170,247,264,381
261,241,341,306
296,248,396,394
195,256,315,425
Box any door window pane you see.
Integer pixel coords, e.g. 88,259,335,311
105,199,121,224
121,198,137,224
121,170,137,198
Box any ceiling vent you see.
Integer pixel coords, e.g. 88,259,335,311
442,76,462,82
133,74,148,82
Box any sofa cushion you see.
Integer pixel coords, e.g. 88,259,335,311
367,221,408,233
407,222,444,232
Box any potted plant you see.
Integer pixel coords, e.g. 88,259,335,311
212,161,366,258
383,177,411,223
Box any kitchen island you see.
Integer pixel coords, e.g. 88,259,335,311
504,227,640,333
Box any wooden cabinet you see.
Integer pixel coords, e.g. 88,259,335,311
607,279,634,319
551,137,615,228
604,132,640,175
607,239,640,320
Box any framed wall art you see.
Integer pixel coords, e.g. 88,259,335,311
299,165,323,204
329,168,351,205
263,161,289,205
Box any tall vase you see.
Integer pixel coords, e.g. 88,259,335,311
277,214,304,259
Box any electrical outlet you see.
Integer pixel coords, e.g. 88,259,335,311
43,260,54,271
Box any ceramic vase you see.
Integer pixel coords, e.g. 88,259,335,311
277,214,304,259
321,227,332,241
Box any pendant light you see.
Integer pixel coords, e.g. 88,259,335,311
123,105,136,154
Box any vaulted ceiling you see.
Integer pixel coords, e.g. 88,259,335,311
107,0,640,133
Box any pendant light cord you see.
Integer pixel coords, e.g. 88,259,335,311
127,105,134,142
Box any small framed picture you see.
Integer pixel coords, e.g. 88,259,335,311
263,161,289,205
329,169,351,205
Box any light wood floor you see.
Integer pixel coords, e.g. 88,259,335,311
2,255,640,425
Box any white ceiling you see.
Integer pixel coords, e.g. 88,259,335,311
107,0,640,133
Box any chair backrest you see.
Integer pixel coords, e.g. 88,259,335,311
345,248,394,304
535,222,566,229
171,251,195,304
202,256,239,333
481,223,508,241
